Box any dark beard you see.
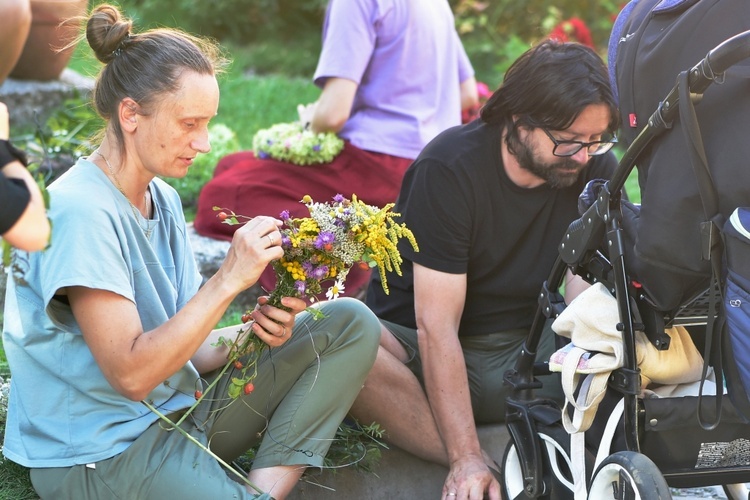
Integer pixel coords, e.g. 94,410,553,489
514,136,584,189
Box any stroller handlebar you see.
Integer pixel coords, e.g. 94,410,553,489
691,29,750,94
610,29,750,194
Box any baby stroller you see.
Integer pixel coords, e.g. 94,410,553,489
501,7,750,500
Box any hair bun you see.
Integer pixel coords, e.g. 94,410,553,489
86,4,133,63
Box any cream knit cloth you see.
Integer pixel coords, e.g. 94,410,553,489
549,282,704,433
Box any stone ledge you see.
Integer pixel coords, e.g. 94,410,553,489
290,425,509,499
0,68,94,129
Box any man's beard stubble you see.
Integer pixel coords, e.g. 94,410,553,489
512,134,585,189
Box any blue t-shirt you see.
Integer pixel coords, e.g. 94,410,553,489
2,158,203,467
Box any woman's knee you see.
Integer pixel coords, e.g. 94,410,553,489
317,297,381,350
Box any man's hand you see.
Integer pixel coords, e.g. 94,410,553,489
442,455,502,500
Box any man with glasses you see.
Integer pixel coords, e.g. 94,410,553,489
352,40,619,500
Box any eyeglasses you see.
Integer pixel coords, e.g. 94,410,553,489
541,128,617,157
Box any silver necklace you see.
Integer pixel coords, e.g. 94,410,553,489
95,150,153,239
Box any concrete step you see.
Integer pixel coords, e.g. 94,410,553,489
289,425,509,500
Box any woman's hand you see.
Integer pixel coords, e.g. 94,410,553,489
297,102,317,129
250,295,307,347
218,216,283,293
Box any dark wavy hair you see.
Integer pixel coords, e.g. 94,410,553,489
480,40,619,155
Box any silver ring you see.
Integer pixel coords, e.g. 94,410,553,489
282,326,287,337
447,494,456,497
267,234,274,246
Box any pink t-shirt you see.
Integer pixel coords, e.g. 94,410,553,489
313,0,474,160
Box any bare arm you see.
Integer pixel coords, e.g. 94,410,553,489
460,76,480,113
309,77,358,134
413,263,500,499
0,102,50,251
67,216,300,401
563,269,590,304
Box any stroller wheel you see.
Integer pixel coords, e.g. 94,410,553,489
588,451,670,499
722,483,750,500
502,429,574,499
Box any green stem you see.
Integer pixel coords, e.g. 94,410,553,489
174,359,233,427
142,400,265,495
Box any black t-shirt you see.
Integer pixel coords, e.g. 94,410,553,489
0,171,31,235
366,119,619,336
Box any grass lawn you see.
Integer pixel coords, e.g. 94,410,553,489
67,42,321,153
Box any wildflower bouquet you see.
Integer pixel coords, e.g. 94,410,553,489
142,194,415,492
252,122,344,166
214,194,418,399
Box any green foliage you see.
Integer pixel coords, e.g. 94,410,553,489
0,459,35,500
14,96,102,185
8,73,319,219
66,41,102,80
451,0,622,50
224,34,321,78
237,418,388,477
117,0,325,45
218,304,246,329
450,0,624,85
216,73,320,142
321,419,388,474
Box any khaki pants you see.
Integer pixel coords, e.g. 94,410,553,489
381,319,563,424
31,298,380,500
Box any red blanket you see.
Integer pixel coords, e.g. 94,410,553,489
194,142,412,298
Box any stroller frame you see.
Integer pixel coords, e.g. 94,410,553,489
503,30,750,498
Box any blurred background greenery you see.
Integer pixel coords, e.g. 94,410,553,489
112,0,624,85
52,0,631,220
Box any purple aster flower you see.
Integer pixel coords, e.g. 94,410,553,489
281,234,291,247
279,210,290,220
314,231,335,249
302,261,314,275
312,265,329,280
333,194,345,203
258,151,270,159
295,280,306,294
313,144,321,151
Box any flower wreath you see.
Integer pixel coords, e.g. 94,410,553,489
252,122,344,166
